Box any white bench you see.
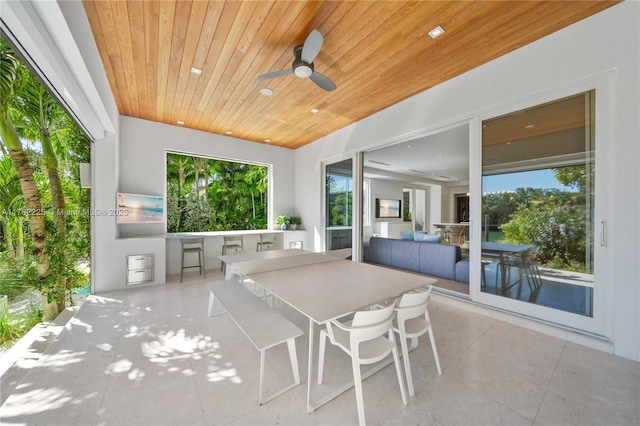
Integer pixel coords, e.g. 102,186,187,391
207,279,303,405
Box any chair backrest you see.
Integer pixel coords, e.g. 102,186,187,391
260,234,275,243
224,235,243,244
181,237,204,249
522,246,539,262
395,285,432,324
349,303,395,344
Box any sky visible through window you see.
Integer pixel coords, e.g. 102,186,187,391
483,169,577,194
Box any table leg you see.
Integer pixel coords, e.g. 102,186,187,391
306,319,316,413
224,264,233,280
499,253,507,293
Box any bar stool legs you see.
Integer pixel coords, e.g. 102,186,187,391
221,236,244,272
256,234,276,252
180,238,205,282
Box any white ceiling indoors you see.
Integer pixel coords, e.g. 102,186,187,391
363,124,469,186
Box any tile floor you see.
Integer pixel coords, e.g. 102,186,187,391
0,268,638,425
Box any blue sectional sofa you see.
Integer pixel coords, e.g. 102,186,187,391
363,237,469,284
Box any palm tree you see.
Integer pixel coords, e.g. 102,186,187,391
0,155,26,258
167,154,191,231
14,71,69,237
1,40,56,320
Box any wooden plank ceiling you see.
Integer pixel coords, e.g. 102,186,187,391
82,0,618,149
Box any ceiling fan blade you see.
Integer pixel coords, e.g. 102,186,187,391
258,69,293,80
301,29,323,63
309,71,336,92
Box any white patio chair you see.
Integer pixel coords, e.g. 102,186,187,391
317,303,407,426
393,285,442,397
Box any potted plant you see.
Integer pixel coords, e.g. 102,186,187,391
276,215,289,230
288,216,301,231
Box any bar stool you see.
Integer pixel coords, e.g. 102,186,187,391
256,233,276,252
180,238,205,282
220,235,244,271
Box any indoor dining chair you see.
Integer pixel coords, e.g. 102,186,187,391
393,285,442,397
317,303,407,426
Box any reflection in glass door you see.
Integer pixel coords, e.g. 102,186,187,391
481,91,595,317
326,159,353,251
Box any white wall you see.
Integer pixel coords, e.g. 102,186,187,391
119,117,295,275
295,2,639,361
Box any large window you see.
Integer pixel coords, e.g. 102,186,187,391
166,152,269,232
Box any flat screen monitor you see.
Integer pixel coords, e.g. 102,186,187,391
116,193,164,224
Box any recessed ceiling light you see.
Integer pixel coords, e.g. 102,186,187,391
310,108,319,114
260,88,273,96
264,139,271,143
428,26,445,39
506,142,511,145
190,66,203,75
437,155,443,159
525,124,534,129
225,131,232,135
177,120,184,125
407,145,412,148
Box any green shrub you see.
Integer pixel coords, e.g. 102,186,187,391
0,253,38,299
0,302,42,348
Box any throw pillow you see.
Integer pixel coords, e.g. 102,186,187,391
414,233,441,243
400,231,415,240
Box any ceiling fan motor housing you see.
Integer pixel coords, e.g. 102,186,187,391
293,45,314,78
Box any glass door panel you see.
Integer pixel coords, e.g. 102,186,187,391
326,159,353,251
481,91,595,317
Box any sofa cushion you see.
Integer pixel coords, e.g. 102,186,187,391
389,240,421,273
414,233,441,243
455,256,470,284
366,237,393,265
418,243,461,280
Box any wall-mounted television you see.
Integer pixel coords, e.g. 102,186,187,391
116,193,164,224
375,198,401,219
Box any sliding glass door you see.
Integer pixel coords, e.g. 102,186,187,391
325,159,353,251
477,86,608,335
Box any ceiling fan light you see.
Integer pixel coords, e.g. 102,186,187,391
294,65,313,78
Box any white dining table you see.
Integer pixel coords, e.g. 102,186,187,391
218,248,309,279
244,253,436,413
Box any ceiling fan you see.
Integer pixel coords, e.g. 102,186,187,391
258,29,337,92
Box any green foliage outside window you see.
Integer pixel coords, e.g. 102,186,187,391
482,165,592,273
1,39,91,325
166,153,269,232
326,175,352,227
